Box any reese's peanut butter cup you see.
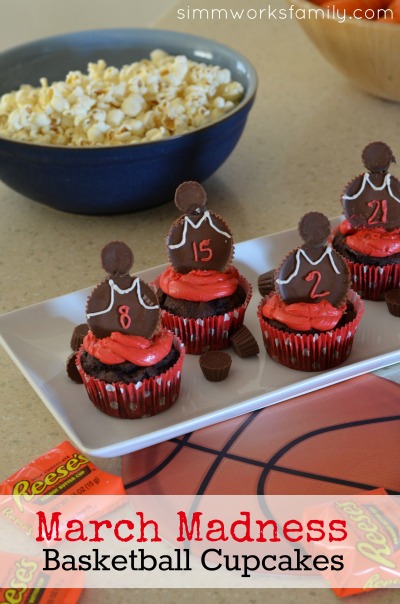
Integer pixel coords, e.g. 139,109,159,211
385,288,400,317
199,350,232,381
66,352,83,384
101,240,134,275
70,322,89,351
257,268,276,297
230,325,260,358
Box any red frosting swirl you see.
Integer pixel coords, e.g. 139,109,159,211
262,294,345,332
339,219,355,236
83,330,173,366
159,265,239,302
345,227,400,258
339,219,400,257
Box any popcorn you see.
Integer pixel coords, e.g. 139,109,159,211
0,51,244,147
121,93,145,117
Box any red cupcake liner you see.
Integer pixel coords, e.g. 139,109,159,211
344,258,400,301
75,335,185,419
154,274,252,354
257,290,364,372
331,224,400,301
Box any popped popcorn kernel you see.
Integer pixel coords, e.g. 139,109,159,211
0,50,244,147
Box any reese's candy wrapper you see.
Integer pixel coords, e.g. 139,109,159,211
0,550,84,603
0,551,84,604
0,441,125,540
304,488,400,597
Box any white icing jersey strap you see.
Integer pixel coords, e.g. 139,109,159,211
276,246,340,285
342,173,400,203
168,210,231,249
86,278,159,319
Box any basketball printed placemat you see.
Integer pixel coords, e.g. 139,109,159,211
122,374,400,496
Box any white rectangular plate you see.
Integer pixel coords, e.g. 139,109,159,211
1,221,400,458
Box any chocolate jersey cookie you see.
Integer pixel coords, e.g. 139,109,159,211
86,241,160,339
342,142,400,231
167,181,233,273
275,213,350,308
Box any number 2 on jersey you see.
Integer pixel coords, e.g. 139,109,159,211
305,270,330,299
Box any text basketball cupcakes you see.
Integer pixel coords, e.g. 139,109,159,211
333,142,400,300
258,213,364,371
74,241,184,419
155,181,252,354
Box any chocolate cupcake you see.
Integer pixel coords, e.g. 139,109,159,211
332,142,400,300
258,213,364,371
74,241,185,419
154,181,252,354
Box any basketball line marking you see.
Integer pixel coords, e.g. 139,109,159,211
256,414,400,495
271,465,400,494
155,440,400,494
125,432,193,487
124,411,261,491
124,413,400,494
195,410,262,496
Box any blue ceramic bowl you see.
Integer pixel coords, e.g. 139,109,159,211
0,29,257,214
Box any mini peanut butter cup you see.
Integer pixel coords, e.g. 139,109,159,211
362,141,395,174
257,269,276,296
199,350,232,381
101,240,134,276
66,352,83,384
70,323,89,351
385,288,400,317
230,325,259,357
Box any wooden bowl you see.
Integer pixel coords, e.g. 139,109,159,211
291,0,400,102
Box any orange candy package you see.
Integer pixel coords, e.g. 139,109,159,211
0,550,84,604
0,440,124,500
0,441,125,602
304,488,400,597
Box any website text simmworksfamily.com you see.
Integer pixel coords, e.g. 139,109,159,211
176,5,393,23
